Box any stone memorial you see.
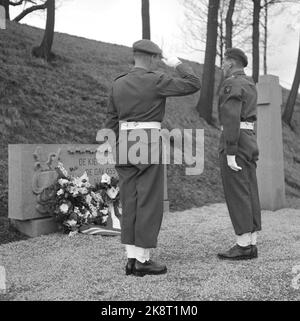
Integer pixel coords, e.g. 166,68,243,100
9,144,120,237
256,75,286,211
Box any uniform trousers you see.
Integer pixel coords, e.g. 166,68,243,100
116,162,164,248
219,151,261,236
115,128,164,249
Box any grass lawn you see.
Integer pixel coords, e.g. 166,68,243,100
1,203,299,301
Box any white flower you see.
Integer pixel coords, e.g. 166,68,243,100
82,211,91,218
72,172,90,188
101,173,111,185
101,207,109,215
59,203,69,214
58,178,69,186
86,195,92,204
89,204,98,217
57,189,64,196
65,219,77,227
106,186,119,199
69,186,79,196
79,187,88,195
91,192,103,203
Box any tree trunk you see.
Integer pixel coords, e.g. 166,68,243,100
141,0,150,39
32,0,55,61
0,0,9,20
225,0,235,49
252,0,261,83
219,7,224,67
196,0,220,124
263,0,268,74
282,37,300,126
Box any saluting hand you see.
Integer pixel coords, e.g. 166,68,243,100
162,55,182,68
227,155,242,171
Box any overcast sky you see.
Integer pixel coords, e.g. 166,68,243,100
10,0,300,88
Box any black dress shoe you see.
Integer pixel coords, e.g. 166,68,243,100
132,260,167,277
217,244,257,260
251,245,258,258
125,258,136,275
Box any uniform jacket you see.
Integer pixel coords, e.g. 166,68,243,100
218,70,259,162
105,63,201,140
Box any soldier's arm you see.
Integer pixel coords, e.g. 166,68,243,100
155,63,201,97
104,88,119,140
221,82,243,155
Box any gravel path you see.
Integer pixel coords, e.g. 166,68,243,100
0,203,299,301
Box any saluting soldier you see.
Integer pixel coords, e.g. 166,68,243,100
217,48,262,260
104,39,201,276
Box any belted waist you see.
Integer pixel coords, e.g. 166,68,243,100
120,121,161,130
221,122,254,131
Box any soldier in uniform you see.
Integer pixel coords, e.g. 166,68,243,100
217,48,262,260
104,39,201,276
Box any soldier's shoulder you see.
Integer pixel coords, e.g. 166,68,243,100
147,70,164,77
221,76,243,95
114,72,128,81
223,75,242,85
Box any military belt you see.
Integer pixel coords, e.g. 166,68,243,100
221,122,254,131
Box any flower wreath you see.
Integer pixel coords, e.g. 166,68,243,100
54,162,121,234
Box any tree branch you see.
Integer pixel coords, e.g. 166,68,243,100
9,0,24,6
13,2,47,22
9,0,36,5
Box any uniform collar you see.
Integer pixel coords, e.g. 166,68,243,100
131,66,149,72
230,70,245,77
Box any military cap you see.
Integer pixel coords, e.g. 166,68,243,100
224,48,248,67
132,39,162,56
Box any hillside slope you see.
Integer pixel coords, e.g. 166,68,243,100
0,22,300,219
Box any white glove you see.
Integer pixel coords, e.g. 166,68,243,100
162,56,182,68
227,155,242,171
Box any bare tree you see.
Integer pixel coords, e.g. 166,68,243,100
252,0,261,83
197,0,220,124
181,0,252,67
282,36,300,126
141,0,150,39
218,0,225,66
32,0,55,61
0,0,48,22
0,0,9,19
225,0,236,48
13,0,47,22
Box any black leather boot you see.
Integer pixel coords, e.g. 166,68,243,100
125,258,136,275
132,260,167,277
251,245,258,258
217,244,257,260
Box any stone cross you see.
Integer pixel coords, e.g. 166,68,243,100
256,75,286,211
